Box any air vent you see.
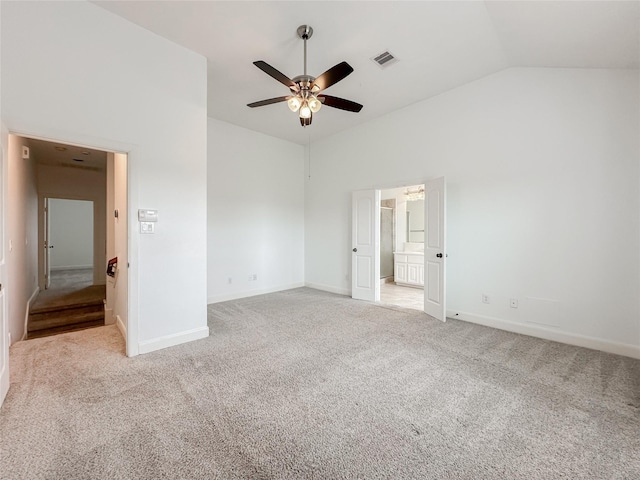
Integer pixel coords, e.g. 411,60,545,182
372,51,397,68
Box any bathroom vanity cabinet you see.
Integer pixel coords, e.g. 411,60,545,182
394,253,424,288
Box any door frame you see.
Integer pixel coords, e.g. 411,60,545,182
0,124,9,407
354,177,447,319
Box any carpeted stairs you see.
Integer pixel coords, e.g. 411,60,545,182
27,285,105,339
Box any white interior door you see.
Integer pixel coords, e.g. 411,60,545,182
43,197,51,289
351,189,380,301
1,124,9,407
423,177,446,321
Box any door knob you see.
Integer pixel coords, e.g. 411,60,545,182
436,253,443,258
352,248,357,252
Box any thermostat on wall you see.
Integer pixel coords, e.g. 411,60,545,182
138,209,158,222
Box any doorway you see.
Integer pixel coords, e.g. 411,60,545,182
19,135,129,340
379,185,425,311
45,198,94,290
351,177,447,321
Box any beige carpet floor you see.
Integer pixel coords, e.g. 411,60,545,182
1,287,639,479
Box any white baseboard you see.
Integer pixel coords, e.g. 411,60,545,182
305,282,350,296
448,309,640,360
138,326,209,355
22,286,40,341
207,282,305,304
50,265,93,271
0,362,8,407
116,315,126,341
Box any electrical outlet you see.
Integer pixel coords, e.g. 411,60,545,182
227,277,232,284
482,294,490,304
510,298,518,308
252,274,257,281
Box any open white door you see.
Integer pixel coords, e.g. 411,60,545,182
423,177,446,321
351,189,380,302
43,198,51,289
1,124,9,406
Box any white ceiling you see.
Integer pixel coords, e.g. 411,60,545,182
93,1,639,145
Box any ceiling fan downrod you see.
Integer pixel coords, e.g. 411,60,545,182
297,25,313,77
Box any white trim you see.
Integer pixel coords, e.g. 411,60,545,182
50,265,93,271
447,310,640,360
138,326,209,355
116,315,126,341
207,282,305,304
305,282,350,297
126,149,138,358
22,286,40,341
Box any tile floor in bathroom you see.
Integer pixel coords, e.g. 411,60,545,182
379,281,424,311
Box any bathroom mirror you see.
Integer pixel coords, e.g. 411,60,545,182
406,199,425,243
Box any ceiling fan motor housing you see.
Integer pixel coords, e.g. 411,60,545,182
291,75,318,94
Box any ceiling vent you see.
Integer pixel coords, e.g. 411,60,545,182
372,51,397,68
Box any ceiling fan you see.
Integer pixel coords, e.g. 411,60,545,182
247,25,363,127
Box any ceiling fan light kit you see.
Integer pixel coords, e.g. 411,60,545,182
247,25,363,127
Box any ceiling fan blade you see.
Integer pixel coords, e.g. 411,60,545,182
247,96,290,108
312,61,354,92
253,61,296,89
318,95,363,113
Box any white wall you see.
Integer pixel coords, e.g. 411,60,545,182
49,198,93,270
1,1,208,354
37,164,106,285
7,136,38,344
207,118,305,303
305,68,640,356
105,153,128,335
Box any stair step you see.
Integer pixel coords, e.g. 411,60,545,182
28,305,104,332
27,319,105,339
30,298,104,316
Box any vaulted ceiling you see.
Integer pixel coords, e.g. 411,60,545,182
94,1,639,145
